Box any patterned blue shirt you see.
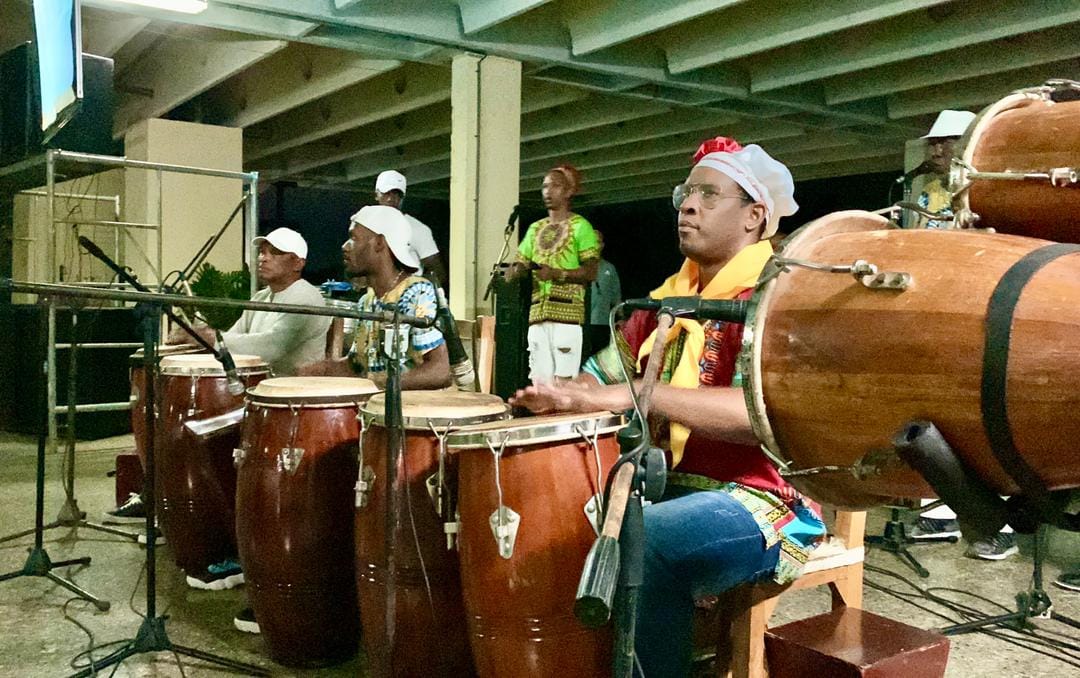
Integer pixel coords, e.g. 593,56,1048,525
348,278,444,375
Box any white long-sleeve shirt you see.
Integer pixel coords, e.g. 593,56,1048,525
221,278,330,376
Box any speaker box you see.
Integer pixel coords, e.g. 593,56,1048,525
492,267,531,400
0,42,117,167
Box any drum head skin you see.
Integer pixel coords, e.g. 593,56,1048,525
248,377,379,406
362,391,509,428
447,411,625,450
159,352,268,375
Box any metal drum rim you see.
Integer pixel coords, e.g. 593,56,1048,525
446,411,625,449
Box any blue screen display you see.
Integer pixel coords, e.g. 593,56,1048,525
32,0,81,134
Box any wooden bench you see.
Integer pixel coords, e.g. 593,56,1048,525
696,510,867,678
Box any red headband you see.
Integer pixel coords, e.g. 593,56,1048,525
692,136,743,165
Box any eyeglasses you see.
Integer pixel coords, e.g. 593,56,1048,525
672,183,750,210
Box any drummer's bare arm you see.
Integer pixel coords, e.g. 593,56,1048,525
296,357,353,377
511,382,757,445
166,323,214,346
400,343,452,390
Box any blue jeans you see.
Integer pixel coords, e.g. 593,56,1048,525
635,488,780,678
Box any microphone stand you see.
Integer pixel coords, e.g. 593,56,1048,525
0,298,110,612
483,205,520,302
576,309,674,678
381,309,405,677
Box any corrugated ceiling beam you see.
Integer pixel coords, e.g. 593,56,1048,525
459,0,554,35
568,0,744,57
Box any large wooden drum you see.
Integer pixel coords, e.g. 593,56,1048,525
952,83,1080,243
355,391,508,678
743,210,1080,509
128,343,201,469
235,376,380,667
446,412,624,678
155,352,267,573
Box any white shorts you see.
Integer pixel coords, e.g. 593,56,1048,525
527,322,582,383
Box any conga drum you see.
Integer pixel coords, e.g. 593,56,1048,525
128,343,201,469
743,210,1080,508
952,81,1080,242
355,391,509,678
446,412,624,678
155,353,268,574
235,376,380,668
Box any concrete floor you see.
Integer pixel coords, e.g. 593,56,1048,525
0,431,1077,677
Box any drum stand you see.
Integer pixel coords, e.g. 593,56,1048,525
939,525,1080,637
70,303,268,678
0,301,110,611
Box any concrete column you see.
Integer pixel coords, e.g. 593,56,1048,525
448,54,521,320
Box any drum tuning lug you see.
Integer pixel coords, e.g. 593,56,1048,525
355,466,375,508
489,506,521,559
848,260,878,278
858,270,912,291
444,520,460,551
277,447,304,475
232,447,246,468
584,494,603,536
425,474,445,516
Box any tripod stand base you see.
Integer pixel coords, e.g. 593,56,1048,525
0,546,109,611
865,512,958,578
71,615,271,678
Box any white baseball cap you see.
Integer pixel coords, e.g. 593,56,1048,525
350,205,420,270
253,227,308,259
923,110,976,139
375,170,407,195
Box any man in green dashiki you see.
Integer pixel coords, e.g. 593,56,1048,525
506,164,599,383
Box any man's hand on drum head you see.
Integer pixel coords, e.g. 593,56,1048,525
510,380,630,415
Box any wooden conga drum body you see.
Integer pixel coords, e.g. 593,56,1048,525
743,210,1080,508
952,86,1080,243
355,391,508,678
155,353,267,573
235,377,379,668
446,412,624,678
128,344,201,469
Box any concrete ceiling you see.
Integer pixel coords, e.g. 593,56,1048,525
4,0,1079,206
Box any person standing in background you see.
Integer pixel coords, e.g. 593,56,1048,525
374,170,449,287
912,109,976,229
588,230,621,353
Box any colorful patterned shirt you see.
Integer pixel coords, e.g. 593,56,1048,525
348,276,444,376
582,302,825,585
915,177,953,229
517,213,600,325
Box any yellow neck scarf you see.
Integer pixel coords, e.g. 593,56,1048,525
638,240,773,464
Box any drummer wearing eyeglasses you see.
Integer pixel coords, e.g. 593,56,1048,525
511,137,825,677
298,205,452,390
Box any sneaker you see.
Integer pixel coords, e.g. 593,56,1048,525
1053,572,1080,592
136,527,166,546
966,531,1019,560
234,607,260,634
186,558,245,590
102,493,146,524
909,517,961,540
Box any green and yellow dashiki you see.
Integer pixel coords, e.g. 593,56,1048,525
516,213,599,325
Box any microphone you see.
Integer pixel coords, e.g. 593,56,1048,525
504,204,520,235
215,330,246,396
433,287,476,391
621,296,749,323
895,160,935,184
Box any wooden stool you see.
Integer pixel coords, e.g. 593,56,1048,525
765,607,949,678
697,510,867,678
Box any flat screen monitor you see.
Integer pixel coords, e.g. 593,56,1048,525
32,0,83,142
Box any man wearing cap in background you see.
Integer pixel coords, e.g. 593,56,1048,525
300,205,451,390
912,109,976,229
512,137,823,677
165,227,330,378
374,169,449,287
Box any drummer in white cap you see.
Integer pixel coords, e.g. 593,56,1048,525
167,227,330,378
512,136,825,677
299,205,451,390
913,109,976,229
375,170,448,287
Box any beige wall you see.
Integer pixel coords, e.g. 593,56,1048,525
125,119,246,287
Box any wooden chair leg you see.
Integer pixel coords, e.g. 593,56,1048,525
728,592,780,678
829,562,864,609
